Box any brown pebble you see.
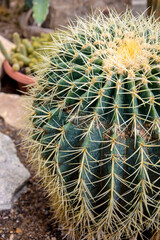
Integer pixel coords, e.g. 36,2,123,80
16,228,22,234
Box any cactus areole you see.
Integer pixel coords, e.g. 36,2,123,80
27,11,160,239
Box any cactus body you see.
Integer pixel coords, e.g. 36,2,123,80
27,11,160,239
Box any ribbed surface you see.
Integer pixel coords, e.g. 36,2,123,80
29,11,160,239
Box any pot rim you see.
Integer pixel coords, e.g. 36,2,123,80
3,59,35,85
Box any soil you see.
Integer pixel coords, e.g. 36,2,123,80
0,117,64,240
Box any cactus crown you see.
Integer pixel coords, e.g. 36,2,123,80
27,11,160,240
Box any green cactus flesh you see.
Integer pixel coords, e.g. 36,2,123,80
28,11,160,239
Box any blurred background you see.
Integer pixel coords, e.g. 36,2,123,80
0,0,150,40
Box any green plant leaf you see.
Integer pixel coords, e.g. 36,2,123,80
32,0,50,26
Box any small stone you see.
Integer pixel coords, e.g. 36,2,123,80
0,132,30,211
16,228,22,234
0,93,28,129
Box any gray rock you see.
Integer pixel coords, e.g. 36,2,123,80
0,132,30,211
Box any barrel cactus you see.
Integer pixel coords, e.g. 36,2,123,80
26,11,160,239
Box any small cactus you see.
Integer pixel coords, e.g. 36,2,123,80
0,40,12,63
12,63,20,71
0,32,54,75
13,32,21,51
26,11,160,239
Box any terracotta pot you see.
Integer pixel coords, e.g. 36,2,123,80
3,60,35,92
